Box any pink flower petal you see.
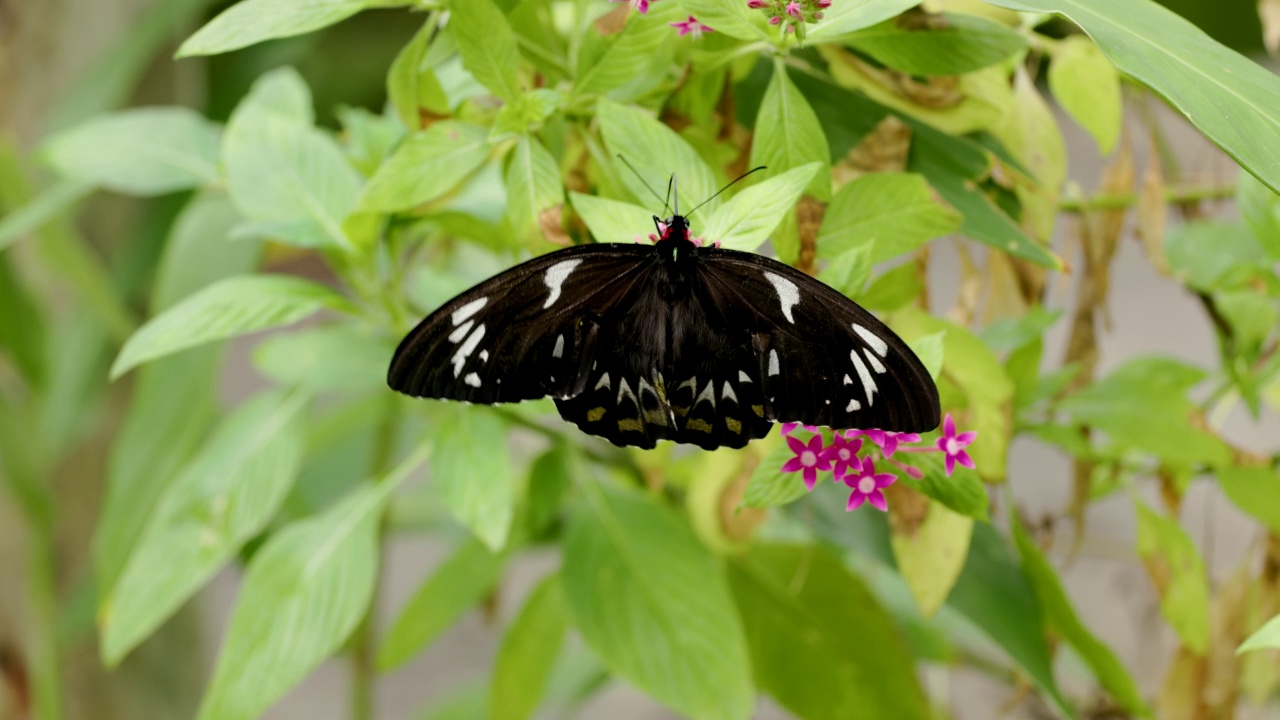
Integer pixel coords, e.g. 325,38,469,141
956,431,977,445
781,457,804,473
956,450,976,470
785,434,806,454
846,492,866,511
803,467,819,491
868,489,888,512
943,414,956,437
874,472,896,489
944,453,957,476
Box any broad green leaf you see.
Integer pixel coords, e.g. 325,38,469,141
891,497,973,618
1218,467,1280,536
223,68,362,250
816,173,961,261
337,106,403,177
360,122,490,212
907,331,945,381
0,179,93,253
1237,170,1280,259
675,0,769,41
897,449,988,521
574,8,672,99
505,135,563,243
1135,501,1210,654
1240,613,1280,654
989,67,1066,243
0,255,45,385
1165,221,1272,292
93,194,259,598
986,0,1280,195
749,62,830,200
847,12,1027,76
252,324,393,394
490,572,570,720
598,98,717,214
491,90,561,141
388,19,451,129
448,0,522,103
817,245,873,298
110,274,352,379
196,450,426,720
42,108,220,195
102,389,308,665
856,261,922,312
742,435,809,509
378,538,505,669
432,406,515,550
1047,35,1122,155
178,0,405,57
1058,357,1230,469
569,192,654,243
804,0,920,43
702,163,822,251
563,482,753,720
978,306,1062,353
728,545,930,720
1011,516,1150,716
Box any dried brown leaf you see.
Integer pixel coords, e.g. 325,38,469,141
836,115,912,184
1261,0,1280,55
539,205,571,246
1138,140,1170,274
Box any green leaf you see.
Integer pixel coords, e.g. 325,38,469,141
490,572,570,720
701,163,822,251
102,389,309,665
742,436,809,509
816,173,961,262
986,0,1280,195
907,331,945,381
252,324,393,394
337,106,403,177
727,545,930,720
378,538,505,670
569,192,654,243
432,406,515,550
563,482,753,720
979,306,1062,353
574,9,672,99
856,261,921,312
0,179,93,253
1011,516,1150,717
897,451,989,521
388,19,451,129
223,68,363,250
505,135,563,243
1237,170,1280,259
110,274,352,379
1047,35,1122,155
1239,613,1280,654
675,0,769,41
817,245,873,298
1134,501,1210,654
804,0,920,43
360,122,490,212
1165,221,1271,292
42,108,221,195
0,255,46,385
196,449,426,720
891,498,973,618
1058,357,1230,469
598,98,717,214
178,0,403,57
448,0,522,103
846,12,1028,76
1218,467,1280,536
749,62,831,201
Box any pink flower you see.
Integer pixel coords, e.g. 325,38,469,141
817,0,830,7
780,421,818,436
769,14,782,24
746,0,768,7
821,434,863,479
785,1,803,19
611,0,649,13
842,456,896,511
781,433,831,491
847,429,920,458
935,414,977,476
670,15,712,38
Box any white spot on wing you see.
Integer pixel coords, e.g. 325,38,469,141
863,348,886,374
843,374,853,385
852,323,888,357
677,377,697,394
448,320,474,344
768,349,780,376
763,271,800,324
695,381,716,409
451,324,485,377
850,349,877,406
846,398,862,412
595,372,611,390
616,377,637,407
479,350,489,362
542,259,583,309
553,334,564,358
722,381,738,404
452,297,488,325
738,370,752,383
464,372,482,387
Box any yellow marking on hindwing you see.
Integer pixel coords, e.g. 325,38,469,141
672,405,690,417
685,418,713,433
726,417,742,434
751,405,764,417
617,418,643,432
587,407,606,422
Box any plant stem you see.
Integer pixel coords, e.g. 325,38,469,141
1059,183,1234,212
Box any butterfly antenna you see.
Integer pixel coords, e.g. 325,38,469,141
673,174,679,216
616,154,668,208
684,166,768,218
663,174,674,216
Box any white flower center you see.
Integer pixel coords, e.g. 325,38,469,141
946,438,959,455
839,449,850,461
800,450,816,467
858,477,876,494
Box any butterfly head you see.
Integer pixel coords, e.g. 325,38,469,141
656,214,692,243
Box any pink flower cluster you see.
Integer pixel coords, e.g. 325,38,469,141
747,0,829,33
609,1,713,38
780,414,976,512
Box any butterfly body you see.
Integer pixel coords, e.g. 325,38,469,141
389,212,939,450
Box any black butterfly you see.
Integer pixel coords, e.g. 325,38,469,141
388,177,940,450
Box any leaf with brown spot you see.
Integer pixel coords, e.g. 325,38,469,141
538,205,571,246
836,115,913,184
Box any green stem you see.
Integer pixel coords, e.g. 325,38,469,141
1058,183,1235,212
28,529,64,720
